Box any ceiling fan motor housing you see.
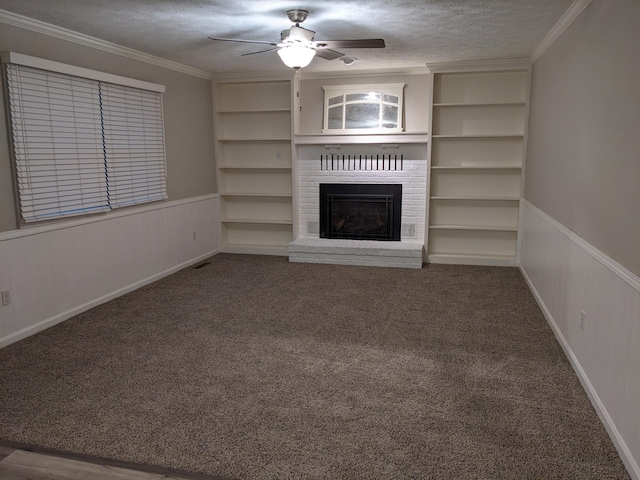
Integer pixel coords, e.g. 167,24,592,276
283,25,315,43
286,9,309,24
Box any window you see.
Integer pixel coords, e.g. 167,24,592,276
3,53,167,224
323,84,405,134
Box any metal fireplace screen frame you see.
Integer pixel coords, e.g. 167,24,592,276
319,183,402,241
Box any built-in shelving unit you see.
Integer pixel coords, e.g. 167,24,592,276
427,68,529,266
214,81,293,256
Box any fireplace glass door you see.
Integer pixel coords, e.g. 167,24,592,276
320,184,402,241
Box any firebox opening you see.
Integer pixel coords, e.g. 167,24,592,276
320,183,402,241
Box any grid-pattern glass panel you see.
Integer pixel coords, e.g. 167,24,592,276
382,105,399,128
345,104,380,129
328,106,343,129
346,92,381,102
324,85,403,132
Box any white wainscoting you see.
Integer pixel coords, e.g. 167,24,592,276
0,194,221,347
519,199,640,480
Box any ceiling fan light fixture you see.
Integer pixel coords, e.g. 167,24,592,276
277,44,316,69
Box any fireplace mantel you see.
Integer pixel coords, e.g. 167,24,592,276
294,133,429,145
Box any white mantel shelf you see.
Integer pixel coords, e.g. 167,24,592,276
294,133,429,145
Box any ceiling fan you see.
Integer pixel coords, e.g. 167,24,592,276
208,9,385,69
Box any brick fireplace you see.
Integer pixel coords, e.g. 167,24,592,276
289,143,427,268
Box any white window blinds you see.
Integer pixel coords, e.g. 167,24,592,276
101,83,167,208
6,64,108,222
5,61,167,224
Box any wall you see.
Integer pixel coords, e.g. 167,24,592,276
0,21,217,232
0,21,222,347
524,0,640,277
522,0,640,477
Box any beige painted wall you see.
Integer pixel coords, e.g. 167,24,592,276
298,73,430,135
0,23,216,232
524,0,640,277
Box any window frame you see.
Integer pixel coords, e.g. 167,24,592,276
322,83,405,134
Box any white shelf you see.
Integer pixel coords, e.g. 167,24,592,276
433,102,526,107
430,168,521,197
222,222,293,254
222,218,293,225
428,228,517,256
431,134,524,139
429,224,517,232
218,137,292,143
220,192,293,198
430,165,521,170
219,166,292,171
217,108,291,114
429,197,519,228
432,104,526,136
219,141,291,169
222,244,290,256
427,253,517,267
432,70,528,104
431,136,523,168
431,195,521,201
217,110,291,141
215,81,292,112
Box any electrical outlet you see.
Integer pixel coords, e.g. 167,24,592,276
1,289,11,306
193,231,197,241
276,151,282,161
580,310,586,331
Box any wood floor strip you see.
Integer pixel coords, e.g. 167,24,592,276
0,450,193,480
0,446,16,460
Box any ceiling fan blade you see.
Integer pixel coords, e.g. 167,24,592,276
241,47,278,57
208,36,277,46
314,39,385,49
314,48,344,61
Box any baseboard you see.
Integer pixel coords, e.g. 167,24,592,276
0,249,221,348
519,264,640,480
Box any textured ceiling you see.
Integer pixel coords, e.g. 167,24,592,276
0,0,575,76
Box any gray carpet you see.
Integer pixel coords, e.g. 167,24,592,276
0,254,630,479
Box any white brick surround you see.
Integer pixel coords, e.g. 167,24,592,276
290,143,428,268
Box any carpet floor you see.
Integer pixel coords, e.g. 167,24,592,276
0,254,630,479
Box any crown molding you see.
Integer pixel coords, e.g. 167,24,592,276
211,71,295,83
212,66,430,83
300,66,430,80
425,58,531,74
530,0,593,63
0,9,213,80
